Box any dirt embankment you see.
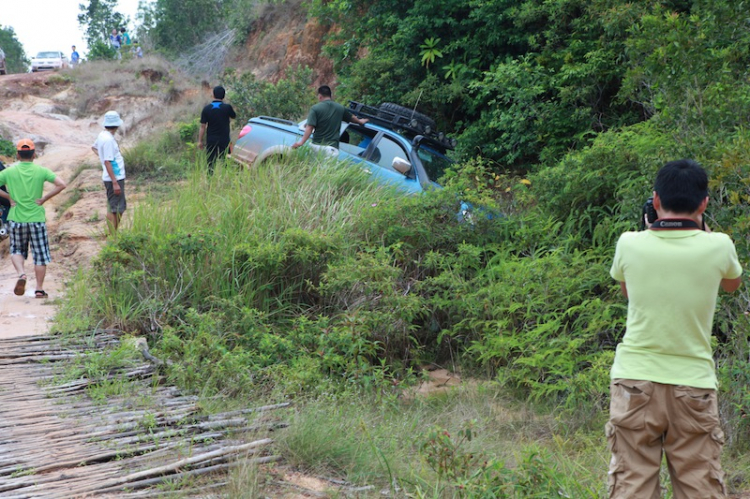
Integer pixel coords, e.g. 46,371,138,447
228,0,336,87
0,71,170,338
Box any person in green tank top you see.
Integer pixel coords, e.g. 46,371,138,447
0,139,67,299
607,159,742,498
292,85,368,150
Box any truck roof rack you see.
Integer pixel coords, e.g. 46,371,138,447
347,101,456,150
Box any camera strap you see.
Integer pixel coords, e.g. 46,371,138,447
650,218,702,230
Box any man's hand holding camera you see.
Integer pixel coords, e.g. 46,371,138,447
642,192,710,231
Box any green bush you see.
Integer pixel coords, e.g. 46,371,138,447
0,138,15,158
621,3,750,143
123,128,192,179
222,65,314,122
87,40,118,61
420,246,623,407
178,119,200,143
318,244,425,367
228,227,339,308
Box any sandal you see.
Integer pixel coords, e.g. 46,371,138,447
14,274,26,296
35,290,48,299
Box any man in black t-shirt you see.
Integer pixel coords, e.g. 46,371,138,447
198,86,236,174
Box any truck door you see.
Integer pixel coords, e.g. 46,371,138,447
363,135,422,194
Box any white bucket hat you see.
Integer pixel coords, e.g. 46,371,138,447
103,111,123,127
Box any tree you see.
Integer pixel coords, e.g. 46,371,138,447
78,0,128,48
133,0,157,48
148,0,227,55
419,37,443,69
0,26,28,73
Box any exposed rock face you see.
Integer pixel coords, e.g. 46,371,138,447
228,1,336,88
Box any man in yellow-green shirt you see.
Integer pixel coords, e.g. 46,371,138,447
607,159,742,498
0,139,66,298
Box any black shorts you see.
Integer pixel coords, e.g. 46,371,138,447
104,179,127,214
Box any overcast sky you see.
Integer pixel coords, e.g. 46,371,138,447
0,0,144,58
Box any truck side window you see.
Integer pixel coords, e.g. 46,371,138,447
417,145,453,183
339,126,376,157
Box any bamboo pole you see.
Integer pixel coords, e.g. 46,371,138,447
0,330,290,497
95,455,280,494
94,438,273,489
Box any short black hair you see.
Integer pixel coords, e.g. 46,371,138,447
654,159,708,214
317,85,332,98
213,86,226,99
18,149,34,160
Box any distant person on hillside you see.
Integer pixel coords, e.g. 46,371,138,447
607,159,743,497
92,111,127,234
109,28,121,59
292,85,368,152
198,85,236,174
120,27,132,59
120,27,131,47
0,139,67,299
70,46,80,66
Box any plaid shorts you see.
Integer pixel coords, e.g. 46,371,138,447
9,222,52,266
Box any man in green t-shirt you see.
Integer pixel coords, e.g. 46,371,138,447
0,139,66,299
607,159,742,498
292,85,368,150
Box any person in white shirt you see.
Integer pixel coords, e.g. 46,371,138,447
92,111,126,233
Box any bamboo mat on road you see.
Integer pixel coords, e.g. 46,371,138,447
0,333,288,498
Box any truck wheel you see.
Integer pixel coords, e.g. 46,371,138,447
259,154,284,166
378,102,436,132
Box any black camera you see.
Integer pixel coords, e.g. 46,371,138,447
641,197,657,230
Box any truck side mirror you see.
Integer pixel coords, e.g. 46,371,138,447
392,157,411,175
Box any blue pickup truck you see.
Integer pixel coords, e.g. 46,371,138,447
231,101,456,195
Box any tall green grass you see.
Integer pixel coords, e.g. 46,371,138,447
121,153,401,309
276,385,608,498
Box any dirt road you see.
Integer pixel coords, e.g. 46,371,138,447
0,72,130,338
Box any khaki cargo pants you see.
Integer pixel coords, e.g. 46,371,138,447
607,379,726,498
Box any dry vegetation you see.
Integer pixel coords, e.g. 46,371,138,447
63,58,206,139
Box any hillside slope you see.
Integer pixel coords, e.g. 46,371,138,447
226,0,336,86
